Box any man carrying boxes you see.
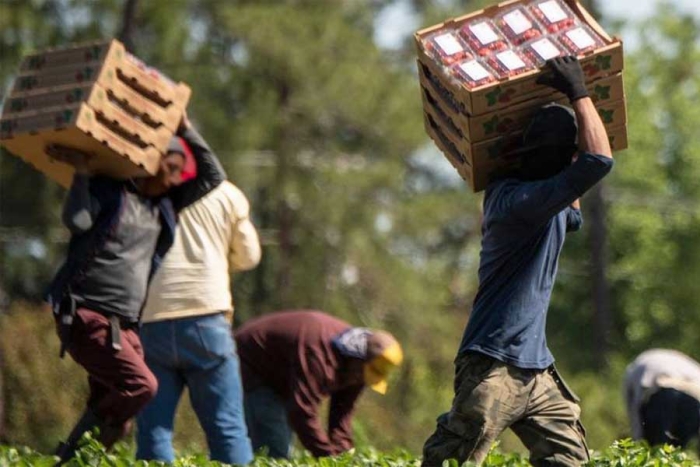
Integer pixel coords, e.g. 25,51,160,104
46,109,227,465
46,109,227,464
415,0,626,192
421,56,613,467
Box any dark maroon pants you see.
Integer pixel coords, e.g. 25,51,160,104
65,308,158,443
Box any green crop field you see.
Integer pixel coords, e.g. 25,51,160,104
1,438,697,467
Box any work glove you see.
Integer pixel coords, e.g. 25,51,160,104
536,56,589,103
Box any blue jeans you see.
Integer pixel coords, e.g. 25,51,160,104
244,386,293,458
136,313,253,464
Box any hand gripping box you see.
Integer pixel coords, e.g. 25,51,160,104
0,39,190,187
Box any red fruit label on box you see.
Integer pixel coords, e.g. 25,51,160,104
503,10,533,35
470,22,500,45
434,33,465,55
496,51,527,71
459,60,492,81
531,38,562,61
565,27,596,49
538,1,568,23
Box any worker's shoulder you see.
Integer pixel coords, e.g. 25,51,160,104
213,179,246,198
483,178,522,210
195,180,250,208
486,177,522,195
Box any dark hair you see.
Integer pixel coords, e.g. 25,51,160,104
507,103,578,182
518,144,577,181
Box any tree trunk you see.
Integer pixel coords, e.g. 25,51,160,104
252,187,271,314
588,183,611,368
274,80,294,305
118,0,139,53
0,355,4,442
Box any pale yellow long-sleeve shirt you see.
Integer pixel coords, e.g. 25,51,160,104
141,181,261,323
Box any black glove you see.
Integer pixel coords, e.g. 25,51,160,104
536,56,588,102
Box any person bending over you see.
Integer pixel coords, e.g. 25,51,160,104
235,310,403,458
625,349,700,452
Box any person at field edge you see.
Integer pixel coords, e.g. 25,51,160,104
624,349,700,452
421,56,615,467
45,111,226,465
135,169,262,463
235,310,403,458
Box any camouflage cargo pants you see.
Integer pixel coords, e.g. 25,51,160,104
422,352,589,467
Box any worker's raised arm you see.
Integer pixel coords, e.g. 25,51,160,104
573,96,612,158
537,56,612,159
169,112,227,211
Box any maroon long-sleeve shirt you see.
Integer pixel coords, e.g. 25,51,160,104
235,310,365,457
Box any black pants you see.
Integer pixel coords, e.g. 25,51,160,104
641,388,700,448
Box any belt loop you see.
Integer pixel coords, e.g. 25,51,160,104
109,315,122,351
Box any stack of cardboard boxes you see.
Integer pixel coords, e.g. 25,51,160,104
415,0,626,191
0,39,190,187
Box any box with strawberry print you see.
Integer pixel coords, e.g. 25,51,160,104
458,19,509,57
522,36,566,67
495,6,544,46
423,31,474,67
485,49,536,80
557,25,605,56
529,0,578,34
451,59,498,90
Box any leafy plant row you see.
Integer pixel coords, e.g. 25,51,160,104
0,438,697,467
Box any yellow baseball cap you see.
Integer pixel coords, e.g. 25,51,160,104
363,331,403,395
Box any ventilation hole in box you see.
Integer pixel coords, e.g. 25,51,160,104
95,112,148,149
116,69,171,107
105,91,161,129
423,87,464,139
426,113,470,166
420,62,467,115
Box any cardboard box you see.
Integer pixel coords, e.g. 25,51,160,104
419,62,625,142
0,39,192,186
0,104,161,188
423,102,628,192
414,0,624,116
10,40,191,109
2,84,172,152
421,83,627,144
4,78,183,131
19,41,113,72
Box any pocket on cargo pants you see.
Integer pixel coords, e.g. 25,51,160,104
512,366,590,467
550,365,588,441
422,353,505,467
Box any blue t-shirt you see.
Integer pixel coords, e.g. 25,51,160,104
458,152,614,369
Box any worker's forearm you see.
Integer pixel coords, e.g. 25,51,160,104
573,97,612,158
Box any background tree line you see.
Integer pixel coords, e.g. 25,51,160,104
1,0,699,456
